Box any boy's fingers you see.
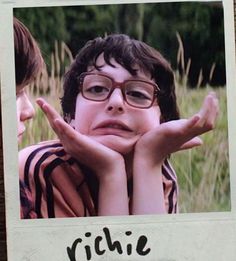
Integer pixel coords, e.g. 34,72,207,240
179,137,203,150
54,119,87,147
36,98,63,131
54,118,74,137
177,115,200,139
35,97,44,107
54,122,100,160
206,94,219,126
194,92,219,130
185,114,200,129
36,98,59,118
36,98,65,142
198,92,217,117
195,97,210,127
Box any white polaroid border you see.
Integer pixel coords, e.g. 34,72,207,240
0,0,236,260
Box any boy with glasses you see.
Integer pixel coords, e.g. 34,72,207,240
19,34,218,218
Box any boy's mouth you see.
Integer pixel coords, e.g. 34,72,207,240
93,120,133,136
94,120,132,131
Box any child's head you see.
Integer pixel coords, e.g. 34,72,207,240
62,34,179,123
61,34,179,154
14,17,44,142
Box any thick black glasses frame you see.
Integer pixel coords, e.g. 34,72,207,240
77,72,160,109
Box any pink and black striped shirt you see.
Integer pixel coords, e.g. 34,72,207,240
19,140,178,218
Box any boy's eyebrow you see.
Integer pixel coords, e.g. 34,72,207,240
83,72,155,84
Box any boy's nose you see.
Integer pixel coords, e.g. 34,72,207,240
20,97,35,121
105,88,125,113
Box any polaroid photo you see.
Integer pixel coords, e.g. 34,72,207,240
0,0,236,260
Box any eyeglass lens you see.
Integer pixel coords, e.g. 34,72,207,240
82,74,155,108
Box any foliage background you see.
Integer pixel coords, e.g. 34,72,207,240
14,2,230,213
14,2,225,87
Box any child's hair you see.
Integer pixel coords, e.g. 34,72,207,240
62,34,179,123
14,17,44,88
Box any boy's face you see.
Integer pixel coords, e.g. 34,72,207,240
16,86,35,143
71,55,161,155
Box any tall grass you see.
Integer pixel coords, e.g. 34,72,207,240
173,83,229,212
19,40,230,213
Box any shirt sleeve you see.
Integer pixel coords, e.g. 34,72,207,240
20,180,37,219
162,159,179,214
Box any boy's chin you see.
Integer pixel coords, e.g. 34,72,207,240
91,135,139,155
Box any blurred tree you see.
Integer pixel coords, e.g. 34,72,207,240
143,2,225,86
115,4,144,40
14,2,225,87
14,6,68,67
63,5,118,56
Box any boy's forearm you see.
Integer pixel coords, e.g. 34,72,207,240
132,157,166,215
98,169,129,216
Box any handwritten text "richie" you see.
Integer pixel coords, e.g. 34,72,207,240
67,227,151,260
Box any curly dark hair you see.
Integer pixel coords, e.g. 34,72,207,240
62,34,179,123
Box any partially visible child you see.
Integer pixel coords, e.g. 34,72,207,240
19,34,218,218
14,17,44,218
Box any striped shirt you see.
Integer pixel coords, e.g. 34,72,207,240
19,140,178,218
20,180,37,219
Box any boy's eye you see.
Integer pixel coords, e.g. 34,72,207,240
125,82,154,103
126,90,150,100
84,85,110,97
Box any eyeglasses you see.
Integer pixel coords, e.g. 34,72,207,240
77,72,159,109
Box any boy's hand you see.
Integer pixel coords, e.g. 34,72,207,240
36,98,129,215
36,98,125,180
134,92,219,167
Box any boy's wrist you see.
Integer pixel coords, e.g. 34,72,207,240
96,161,127,183
98,170,128,194
133,150,164,172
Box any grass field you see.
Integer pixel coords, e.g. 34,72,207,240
19,43,230,213
172,84,230,212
